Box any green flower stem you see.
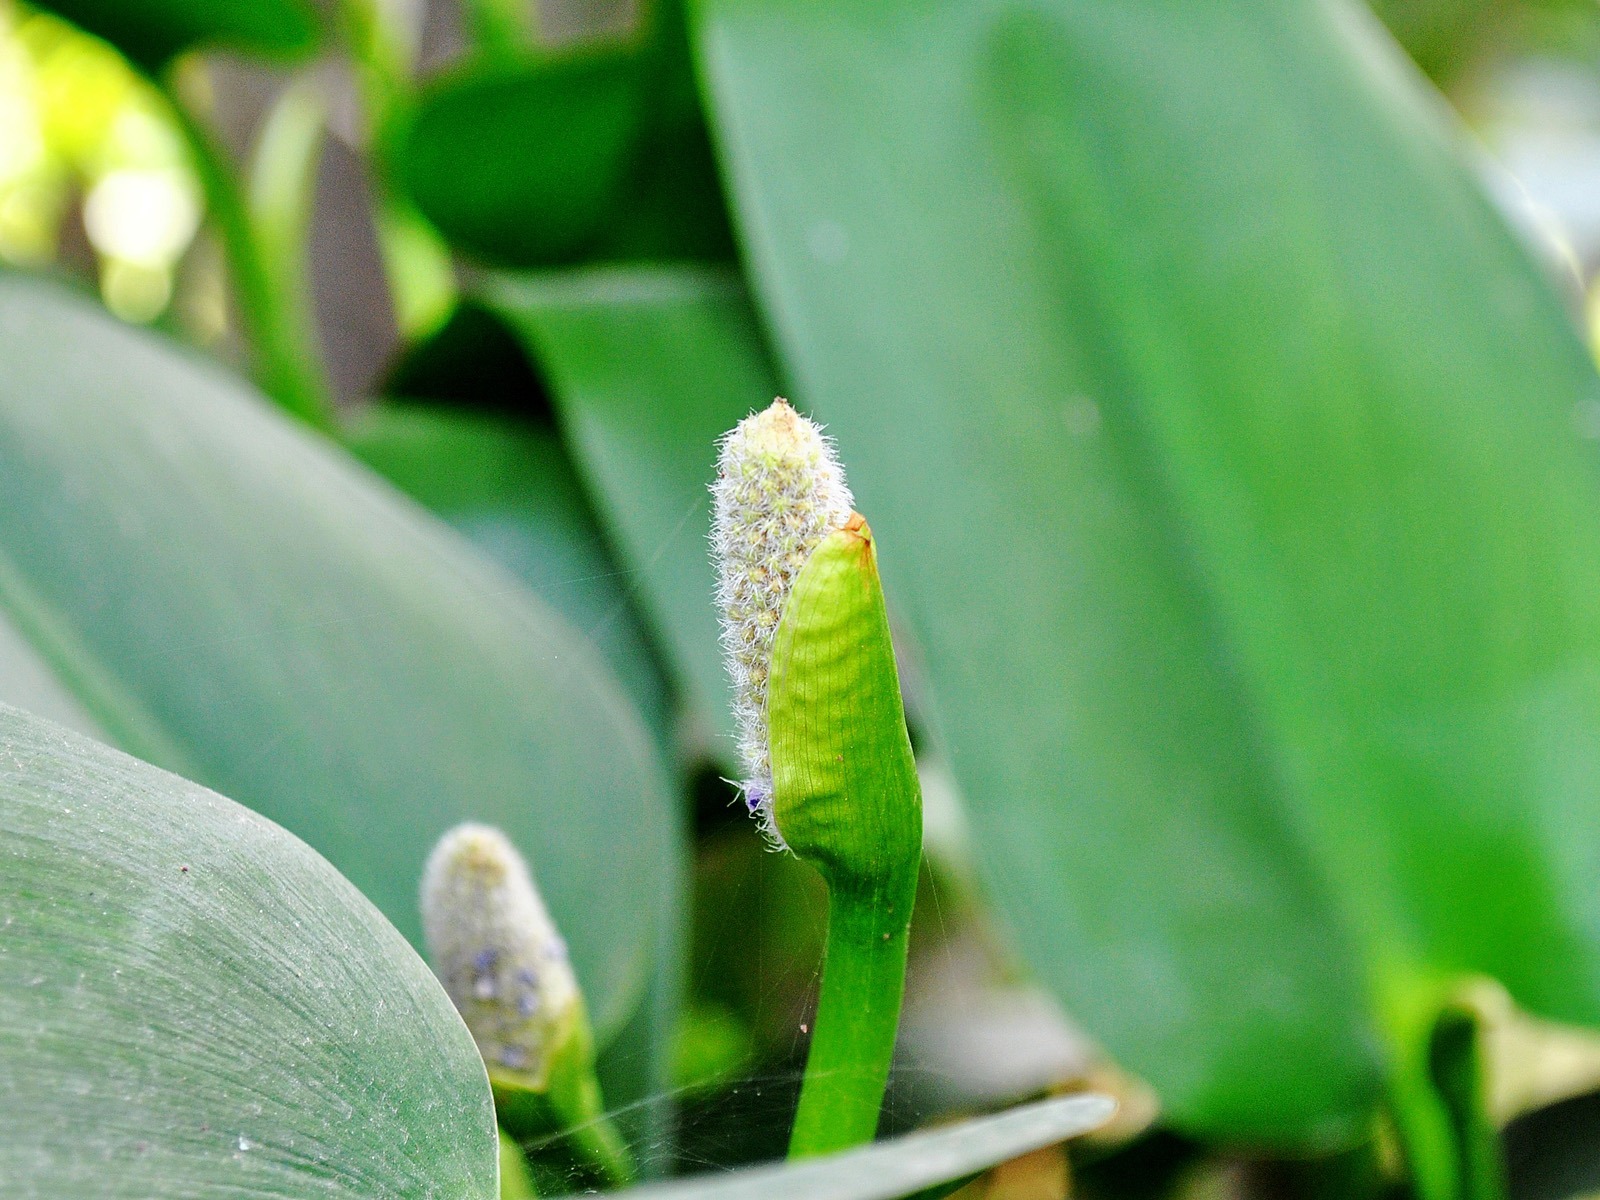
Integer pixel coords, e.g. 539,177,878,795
1427,1004,1505,1200
766,517,924,1159
790,864,918,1157
1378,970,1506,1200
158,71,333,428
557,1096,635,1189
493,1064,635,1190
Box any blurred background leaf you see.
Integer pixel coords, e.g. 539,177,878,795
0,275,680,1059
345,401,671,741
691,0,1600,1156
482,266,775,759
400,48,646,266
398,1,732,269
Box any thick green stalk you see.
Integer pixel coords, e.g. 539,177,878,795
765,517,924,1160
789,868,917,1157
159,72,333,427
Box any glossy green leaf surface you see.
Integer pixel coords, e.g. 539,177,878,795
0,703,498,1198
485,267,774,759
573,1093,1114,1200
0,274,676,1039
695,0,1600,1143
344,403,670,740
32,0,318,71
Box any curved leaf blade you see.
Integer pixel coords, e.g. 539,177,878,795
0,275,676,1040
577,1093,1114,1200
0,703,497,1198
344,403,671,741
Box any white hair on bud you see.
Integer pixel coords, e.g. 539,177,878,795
420,823,579,1086
711,398,854,848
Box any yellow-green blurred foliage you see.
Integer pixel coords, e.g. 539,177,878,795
0,2,198,321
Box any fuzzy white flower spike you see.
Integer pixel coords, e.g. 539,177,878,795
711,397,855,847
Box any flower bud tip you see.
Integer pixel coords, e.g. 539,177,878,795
711,398,853,848
420,823,580,1088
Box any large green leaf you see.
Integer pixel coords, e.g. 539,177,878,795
484,268,774,759
693,0,1600,1144
31,0,318,72
574,1092,1114,1200
0,611,102,739
0,274,676,1040
344,402,670,740
0,703,497,1197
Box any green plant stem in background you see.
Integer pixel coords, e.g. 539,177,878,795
248,77,329,397
1377,970,1507,1200
159,70,333,427
498,1128,540,1200
1428,1004,1505,1200
494,1064,636,1189
766,519,923,1159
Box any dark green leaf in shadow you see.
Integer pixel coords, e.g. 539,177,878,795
399,48,647,266
693,0,1600,1145
399,2,732,268
0,703,497,1198
484,267,780,760
31,0,318,72
0,274,677,1042
570,1093,1115,1200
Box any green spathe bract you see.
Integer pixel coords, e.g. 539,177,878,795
0,703,498,1198
767,517,923,1156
